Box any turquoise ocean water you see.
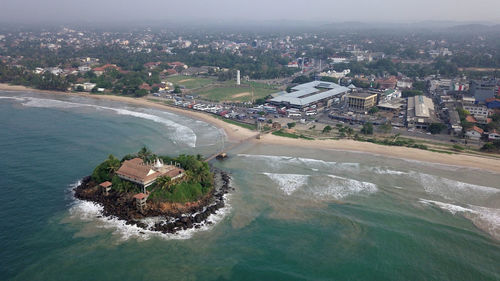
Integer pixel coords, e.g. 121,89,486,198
1,91,499,280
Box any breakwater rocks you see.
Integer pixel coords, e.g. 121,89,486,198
74,169,233,234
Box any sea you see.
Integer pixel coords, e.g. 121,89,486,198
1,91,499,280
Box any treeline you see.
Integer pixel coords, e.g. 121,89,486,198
5,42,298,80
333,58,459,78
0,62,70,91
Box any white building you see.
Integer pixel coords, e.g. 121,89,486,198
320,69,350,79
397,79,413,89
464,104,489,123
330,57,347,64
74,83,96,92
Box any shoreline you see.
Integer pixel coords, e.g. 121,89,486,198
2,83,500,174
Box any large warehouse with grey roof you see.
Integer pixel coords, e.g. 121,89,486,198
269,81,350,109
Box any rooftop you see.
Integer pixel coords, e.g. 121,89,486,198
270,81,349,107
99,181,112,188
349,92,378,99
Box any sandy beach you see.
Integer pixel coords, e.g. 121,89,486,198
2,83,500,173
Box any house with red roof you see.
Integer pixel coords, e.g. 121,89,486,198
144,61,162,69
465,115,477,123
139,83,152,91
93,64,119,76
465,126,484,140
168,62,188,69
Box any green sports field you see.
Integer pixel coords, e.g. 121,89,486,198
195,81,278,102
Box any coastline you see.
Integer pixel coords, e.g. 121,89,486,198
2,83,500,174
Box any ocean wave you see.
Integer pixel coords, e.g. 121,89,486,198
0,96,27,101
311,175,378,200
12,96,197,147
238,154,358,172
412,172,499,202
419,199,500,240
68,180,231,241
263,173,309,195
372,167,408,175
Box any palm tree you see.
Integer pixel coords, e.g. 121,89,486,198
105,154,120,175
156,176,172,191
137,146,152,161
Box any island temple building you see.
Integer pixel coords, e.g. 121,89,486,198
116,158,185,192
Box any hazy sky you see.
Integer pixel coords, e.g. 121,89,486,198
1,0,499,24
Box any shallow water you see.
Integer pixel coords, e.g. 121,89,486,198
1,91,499,280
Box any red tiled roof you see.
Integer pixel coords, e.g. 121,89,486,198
163,167,185,178
465,115,477,123
99,181,112,188
144,61,161,67
93,64,118,71
468,126,484,134
116,158,160,184
139,83,152,91
133,193,148,200
168,61,185,67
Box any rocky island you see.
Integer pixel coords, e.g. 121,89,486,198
74,147,232,234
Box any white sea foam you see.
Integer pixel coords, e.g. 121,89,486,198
13,96,197,147
419,199,500,240
68,180,232,241
0,96,27,101
419,199,474,214
372,167,408,175
238,154,358,172
412,172,499,201
311,175,378,200
263,173,309,195
109,108,197,147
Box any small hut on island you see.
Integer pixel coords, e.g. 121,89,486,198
99,181,112,195
133,192,149,213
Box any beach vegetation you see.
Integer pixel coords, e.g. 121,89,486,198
481,140,500,153
322,125,332,133
428,123,446,134
361,122,374,135
287,122,296,129
216,116,256,130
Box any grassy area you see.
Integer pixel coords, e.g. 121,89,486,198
272,129,314,140
195,81,277,102
149,182,209,203
164,75,216,89
216,116,257,130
